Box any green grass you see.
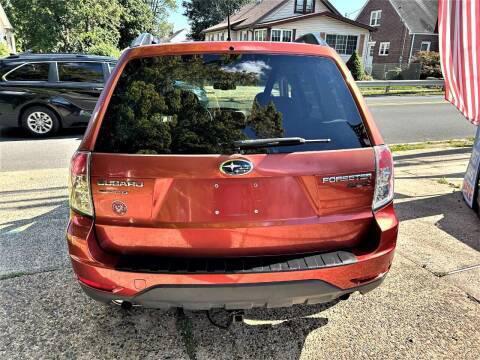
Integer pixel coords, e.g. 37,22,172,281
437,178,449,185
361,86,444,97
390,138,474,152
436,177,461,189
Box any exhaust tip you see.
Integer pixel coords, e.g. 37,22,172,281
112,300,137,310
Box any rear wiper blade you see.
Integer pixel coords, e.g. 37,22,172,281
234,137,331,149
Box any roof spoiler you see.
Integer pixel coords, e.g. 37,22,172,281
131,33,161,47
294,33,328,46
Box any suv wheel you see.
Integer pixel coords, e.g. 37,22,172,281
21,107,60,137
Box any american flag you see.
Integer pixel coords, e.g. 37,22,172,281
439,0,480,125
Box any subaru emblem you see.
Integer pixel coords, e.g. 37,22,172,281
220,159,253,176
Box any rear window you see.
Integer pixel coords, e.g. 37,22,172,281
95,54,370,155
58,62,104,83
6,63,50,81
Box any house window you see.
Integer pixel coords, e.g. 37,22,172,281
326,34,358,55
379,42,390,56
241,31,249,41
271,29,293,42
370,10,382,26
295,0,315,14
254,29,267,41
420,41,431,51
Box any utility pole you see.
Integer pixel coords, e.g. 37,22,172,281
227,2,232,41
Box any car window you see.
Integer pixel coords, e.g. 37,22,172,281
58,62,104,83
95,54,370,155
6,63,50,81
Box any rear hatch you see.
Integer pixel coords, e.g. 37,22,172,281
90,52,376,257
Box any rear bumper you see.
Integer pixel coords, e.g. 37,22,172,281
80,276,385,310
68,203,398,310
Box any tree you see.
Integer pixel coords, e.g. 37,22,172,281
412,51,442,79
87,43,121,58
346,51,364,81
182,0,251,41
118,0,155,49
0,0,175,53
0,42,9,57
144,0,176,38
0,0,122,53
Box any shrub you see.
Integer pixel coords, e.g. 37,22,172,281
87,43,121,58
412,51,442,79
346,51,364,80
386,67,403,80
0,42,10,58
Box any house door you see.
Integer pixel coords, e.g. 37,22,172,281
365,42,375,74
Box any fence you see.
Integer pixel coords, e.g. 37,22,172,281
366,63,423,80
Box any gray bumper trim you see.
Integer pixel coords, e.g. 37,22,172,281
81,277,384,311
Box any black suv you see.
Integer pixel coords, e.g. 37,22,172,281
0,53,116,137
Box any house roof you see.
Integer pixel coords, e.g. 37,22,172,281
203,0,345,33
204,0,289,32
254,11,375,31
389,0,438,34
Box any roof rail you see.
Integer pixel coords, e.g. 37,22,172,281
294,33,328,46
131,33,161,47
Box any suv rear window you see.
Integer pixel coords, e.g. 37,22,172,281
95,54,370,155
6,63,50,81
58,62,104,83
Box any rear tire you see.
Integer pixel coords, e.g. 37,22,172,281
21,106,60,137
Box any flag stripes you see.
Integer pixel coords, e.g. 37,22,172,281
439,0,480,125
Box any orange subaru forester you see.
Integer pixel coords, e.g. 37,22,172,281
67,40,397,310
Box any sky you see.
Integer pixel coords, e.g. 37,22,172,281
168,0,369,31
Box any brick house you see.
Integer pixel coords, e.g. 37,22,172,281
202,0,374,63
356,0,438,76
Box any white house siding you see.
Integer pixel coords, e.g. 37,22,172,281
205,30,239,41
262,0,328,23
0,4,15,53
271,16,369,62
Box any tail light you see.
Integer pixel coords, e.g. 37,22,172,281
69,151,94,216
373,145,394,211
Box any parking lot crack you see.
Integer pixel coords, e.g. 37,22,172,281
0,266,67,281
433,264,480,278
175,308,198,360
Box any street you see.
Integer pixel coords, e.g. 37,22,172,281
0,95,477,172
1,95,479,359
368,95,477,143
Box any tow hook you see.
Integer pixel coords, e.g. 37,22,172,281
207,309,245,329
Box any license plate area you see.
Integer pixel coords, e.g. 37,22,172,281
212,179,261,217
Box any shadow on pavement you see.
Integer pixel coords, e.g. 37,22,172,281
91,301,334,360
0,201,70,277
1,200,339,359
395,190,480,252
0,126,85,141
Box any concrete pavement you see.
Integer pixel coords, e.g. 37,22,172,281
0,146,479,359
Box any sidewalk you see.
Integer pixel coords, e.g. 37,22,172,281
393,146,480,301
0,146,479,359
